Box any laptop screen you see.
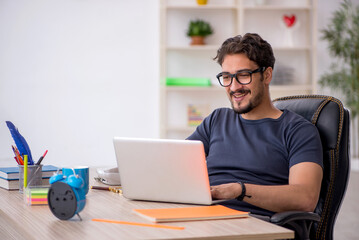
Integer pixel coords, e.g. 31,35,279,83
113,137,215,205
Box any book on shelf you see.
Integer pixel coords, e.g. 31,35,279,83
0,177,51,190
187,104,210,127
133,205,249,223
166,77,211,87
0,165,60,180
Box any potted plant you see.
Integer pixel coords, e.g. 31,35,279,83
319,0,359,156
186,19,213,45
196,0,208,5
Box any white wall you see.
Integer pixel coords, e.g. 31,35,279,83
0,0,159,167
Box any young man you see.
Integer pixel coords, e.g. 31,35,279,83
187,33,323,217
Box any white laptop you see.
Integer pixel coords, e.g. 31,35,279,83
113,137,223,205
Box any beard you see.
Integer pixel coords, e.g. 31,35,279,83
230,83,265,114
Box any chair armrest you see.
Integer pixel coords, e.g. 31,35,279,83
270,211,320,225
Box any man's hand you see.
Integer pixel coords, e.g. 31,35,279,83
211,182,242,200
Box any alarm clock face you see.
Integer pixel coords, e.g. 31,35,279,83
48,181,77,220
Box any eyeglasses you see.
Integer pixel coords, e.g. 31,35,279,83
216,67,266,87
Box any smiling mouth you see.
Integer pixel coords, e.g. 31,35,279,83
230,90,250,100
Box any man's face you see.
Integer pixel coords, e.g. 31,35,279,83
221,54,265,114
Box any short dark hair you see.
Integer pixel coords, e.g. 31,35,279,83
214,33,275,69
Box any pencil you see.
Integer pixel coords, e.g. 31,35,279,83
11,146,19,164
91,218,184,230
13,146,24,165
24,155,28,189
14,157,20,165
91,186,122,193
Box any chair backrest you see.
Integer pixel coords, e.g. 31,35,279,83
273,95,350,240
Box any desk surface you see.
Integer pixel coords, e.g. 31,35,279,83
0,169,293,240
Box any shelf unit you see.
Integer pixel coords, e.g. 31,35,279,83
160,0,317,139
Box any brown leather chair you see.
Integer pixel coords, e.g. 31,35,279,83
271,95,350,240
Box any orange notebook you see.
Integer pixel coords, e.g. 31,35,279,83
133,205,249,223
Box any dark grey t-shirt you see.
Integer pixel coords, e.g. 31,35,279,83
187,108,323,216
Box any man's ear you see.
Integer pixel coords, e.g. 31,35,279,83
263,67,273,84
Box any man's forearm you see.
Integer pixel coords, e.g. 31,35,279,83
243,183,319,213
211,182,319,213
210,162,323,213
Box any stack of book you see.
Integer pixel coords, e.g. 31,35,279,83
187,104,209,127
0,165,60,190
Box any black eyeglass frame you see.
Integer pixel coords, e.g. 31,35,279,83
216,67,266,87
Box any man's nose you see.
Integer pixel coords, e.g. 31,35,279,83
230,77,243,91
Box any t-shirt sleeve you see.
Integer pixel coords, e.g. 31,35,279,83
287,120,323,169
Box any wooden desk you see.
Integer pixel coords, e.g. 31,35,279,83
0,171,294,240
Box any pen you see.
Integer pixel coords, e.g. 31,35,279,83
36,150,48,165
24,155,28,189
91,186,122,193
